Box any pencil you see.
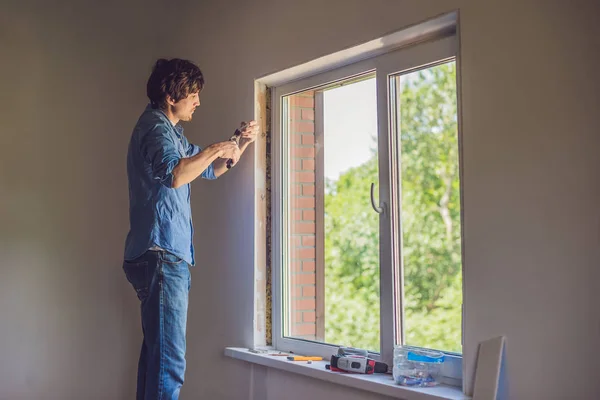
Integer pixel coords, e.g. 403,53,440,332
287,356,323,361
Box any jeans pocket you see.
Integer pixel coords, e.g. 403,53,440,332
161,251,185,265
123,260,149,301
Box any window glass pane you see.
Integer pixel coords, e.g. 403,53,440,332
282,76,381,352
282,89,319,342
392,61,463,353
323,78,380,352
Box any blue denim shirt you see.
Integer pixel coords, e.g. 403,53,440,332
124,104,216,266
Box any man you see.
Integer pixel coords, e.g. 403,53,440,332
122,58,258,399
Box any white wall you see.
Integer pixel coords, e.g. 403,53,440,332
171,0,600,399
1,0,599,399
0,1,170,399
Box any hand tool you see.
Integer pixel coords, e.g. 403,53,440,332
326,355,388,374
337,346,369,357
287,356,323,361
226,122,247,169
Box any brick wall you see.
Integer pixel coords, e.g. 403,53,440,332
288,91,318,340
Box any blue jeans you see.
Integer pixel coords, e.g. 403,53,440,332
123,250,191,400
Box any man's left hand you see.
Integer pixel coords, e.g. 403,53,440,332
240,121,259,144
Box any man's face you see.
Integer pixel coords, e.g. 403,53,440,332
172,92,200,122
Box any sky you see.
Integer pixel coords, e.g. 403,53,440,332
322,78,378,181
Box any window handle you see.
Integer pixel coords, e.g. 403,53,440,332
370,182,384,214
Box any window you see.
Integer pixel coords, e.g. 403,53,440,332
281,75,381,351
271,33,463,382
390,62,462,354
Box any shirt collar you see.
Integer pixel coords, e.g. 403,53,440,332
144,103,184,134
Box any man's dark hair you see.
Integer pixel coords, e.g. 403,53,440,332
146,58,205,110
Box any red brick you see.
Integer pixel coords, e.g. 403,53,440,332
293,122,315,133
294,172,315,184
293,159,302,170
302,286,316,298
293,323,316,336
291,108,302,120
290,96,314,108
302,159,315,170
293,273,316,286
295,298,316,310
290,261,302,272
302,185,315,196
301,134,315,145
303,312,316,323
303,210,315,221
292,184,303,196
291,133,302,145
296,247,315,260
292,222,315,234
302,236,315,247
293,147,315,158
293,197,315,209
302,109,315,121
292,285,304,298
302,261,316,272
295,311,304,323
294,210,302,221
293,236,302,247
303,311,316,322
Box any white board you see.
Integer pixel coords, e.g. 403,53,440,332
472,336,506,400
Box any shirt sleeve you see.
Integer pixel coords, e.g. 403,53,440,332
140,123,181,188
187,141,217,180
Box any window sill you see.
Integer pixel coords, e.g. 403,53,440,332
225,347,470,400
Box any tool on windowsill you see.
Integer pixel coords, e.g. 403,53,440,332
248,348,291,356
226,122,247,169
326,355,388,374
337,346,369,357
287,356,323,362
248,348,268,354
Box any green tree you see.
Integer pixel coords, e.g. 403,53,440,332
324,62,462,353
323,154,381,351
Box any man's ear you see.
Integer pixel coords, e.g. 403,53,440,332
166,96,176,106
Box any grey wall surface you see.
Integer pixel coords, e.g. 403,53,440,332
0,1,169,399
172,1,600,399
1,1,599,399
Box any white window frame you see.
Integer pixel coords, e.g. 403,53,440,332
270,28,464,387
